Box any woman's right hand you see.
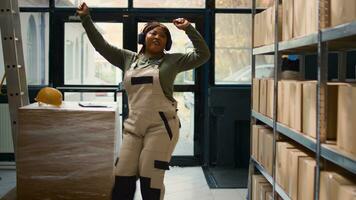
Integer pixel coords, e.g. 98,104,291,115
77,2,89,17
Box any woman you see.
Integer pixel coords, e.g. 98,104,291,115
77,2,210,200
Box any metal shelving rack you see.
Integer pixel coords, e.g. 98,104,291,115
247,0,356,200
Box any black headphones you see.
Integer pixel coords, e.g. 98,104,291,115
138,23,172,51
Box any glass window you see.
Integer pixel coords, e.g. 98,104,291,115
216,0,274,8
215,14,273,84
20,13,49,85
55,0,127,7
19,0,49,7
64,23,123,85
134,0,204,8
172,92,194,156
0,104,14,153
215,14,251,84
137,22,196,85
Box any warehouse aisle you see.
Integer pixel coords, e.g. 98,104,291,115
0,167,247,200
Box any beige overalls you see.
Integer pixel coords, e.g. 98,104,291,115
112,57,180,200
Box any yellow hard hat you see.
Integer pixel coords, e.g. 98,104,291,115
35,87,63,107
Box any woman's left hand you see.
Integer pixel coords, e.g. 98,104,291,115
173,18,190,30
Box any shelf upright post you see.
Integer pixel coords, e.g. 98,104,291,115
247,0,257,199
337,51,347,81
272,0,281,199
315,0,329,199
299,55,306,80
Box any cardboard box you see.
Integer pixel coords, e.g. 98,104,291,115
266,79,274,118
254,12,262,47
260,79,268,115
294,0,329,38
266,192,273,200
258,128,266,165
253,79,260,112
282,0,294,41
337,84,356,157
282,81,292,126
289,81,303,132
330,0,356,27
302,81,317,138
259,183,273,200
337,185,356,200
266,5,283,45
306,0,318,35
320,171,355,200
252,175,268,200
17,102,118,200
287,150,309,200
258,128,272,167
302,82,340,139
293,0,307,38
264,132,274,175
276,142,295,189
298,157,316,200
252,125,268,160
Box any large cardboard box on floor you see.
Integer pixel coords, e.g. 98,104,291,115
330,0,356,27
260,79,268,115
320,171,355,200
337,83,356,157
276,142,296,189
266,79,274,118
17,102,118,200
298,157,316,200
289,81,303,132
252,175,268,200
253,79,260,112
282,0,294,41
287,149,309,200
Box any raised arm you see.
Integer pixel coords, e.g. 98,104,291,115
172,18,211,72
77,3,136,71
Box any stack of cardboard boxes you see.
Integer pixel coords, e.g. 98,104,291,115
253,79,356,159
254,5,282,47
252,125,276,175
256,0,356,43
252,129,356,200
252,175,282,200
